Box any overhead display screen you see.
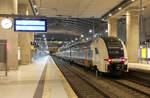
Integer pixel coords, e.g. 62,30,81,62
14,19,47,32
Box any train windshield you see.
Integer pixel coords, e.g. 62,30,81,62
104,38,124,58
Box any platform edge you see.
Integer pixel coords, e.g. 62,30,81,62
54,62,78,98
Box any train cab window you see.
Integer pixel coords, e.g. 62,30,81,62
104,38,124,58
95,48,99,54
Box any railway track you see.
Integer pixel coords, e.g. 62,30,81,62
53,57,116,98
125,74,150,88
52,57,150,98
70,63,150,98
108,79,150,97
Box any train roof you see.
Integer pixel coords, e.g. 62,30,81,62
59,37,120,51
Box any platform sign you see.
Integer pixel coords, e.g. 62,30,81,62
141,48,146,58
147,48,150,58
138,49,141,58
14,19,47,32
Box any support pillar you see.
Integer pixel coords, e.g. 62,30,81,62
108,18,118,37
18,4,32,64
30,32,34,62
126,11,140,63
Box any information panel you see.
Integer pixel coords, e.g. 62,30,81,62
141,48,146,58
14,19,47,32
147,48,150,58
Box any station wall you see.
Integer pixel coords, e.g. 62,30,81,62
0,17,18,70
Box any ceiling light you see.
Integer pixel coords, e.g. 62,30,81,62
36,12,39,15
102,19,105,21
89,29,93,33
81,34,84,38
105,30,108,33
75,38,78,40
118,7,122,10
43,34,45,37
86,38,89,41
33,5,37,8
131,0,135,2
142,8,145,10
71,40,74,42
109,13,112,16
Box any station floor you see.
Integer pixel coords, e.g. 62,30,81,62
129,63,150,73
0,56,76,98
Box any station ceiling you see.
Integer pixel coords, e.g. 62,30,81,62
32,0,126,41
30,0,150,42
38,0,124,18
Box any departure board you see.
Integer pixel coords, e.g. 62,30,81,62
14,19,47,32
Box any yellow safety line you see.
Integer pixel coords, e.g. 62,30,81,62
42,63,51,98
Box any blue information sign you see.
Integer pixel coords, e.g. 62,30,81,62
14,19,47,32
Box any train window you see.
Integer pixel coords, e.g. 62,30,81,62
107,39,124,58
103,37,124,58
95,48,99,54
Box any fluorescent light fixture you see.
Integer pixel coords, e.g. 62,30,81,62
81,34,84,38
33,5,37,8
36,12,39,15
118,7,122,10
109,13,112,16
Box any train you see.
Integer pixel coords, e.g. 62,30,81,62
55,37,128,76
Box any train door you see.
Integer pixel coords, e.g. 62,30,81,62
0,40,7,76
91,38,109,72
84,49,89,66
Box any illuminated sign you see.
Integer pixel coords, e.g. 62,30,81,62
147,48,150,58
138,49,141,58
141,48,146,58
14,19,47,32
31,46,34,50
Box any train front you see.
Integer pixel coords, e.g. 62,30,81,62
104,37,128,75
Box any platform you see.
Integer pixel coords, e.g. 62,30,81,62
128,63,150,73
0,56,77,98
